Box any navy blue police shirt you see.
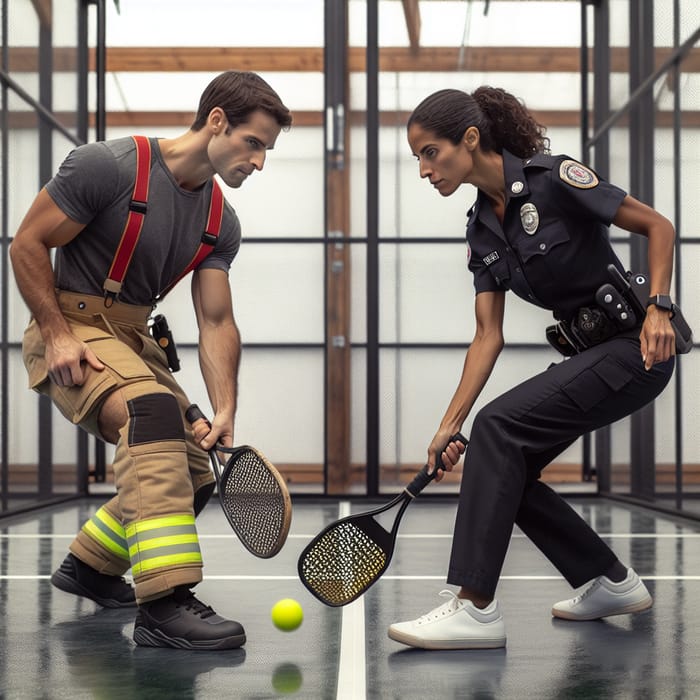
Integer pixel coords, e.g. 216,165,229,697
466,150,628,322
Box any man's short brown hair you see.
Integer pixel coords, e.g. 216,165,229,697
191,71,292,131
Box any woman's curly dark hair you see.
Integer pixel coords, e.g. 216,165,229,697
407,86,548,158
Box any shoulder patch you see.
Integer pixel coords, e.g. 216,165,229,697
559,160,599,189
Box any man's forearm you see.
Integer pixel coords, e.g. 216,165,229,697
198,320,240,419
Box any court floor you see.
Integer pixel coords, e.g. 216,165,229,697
1,495,699,699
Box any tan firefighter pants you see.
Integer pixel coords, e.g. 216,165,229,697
22,290,215,602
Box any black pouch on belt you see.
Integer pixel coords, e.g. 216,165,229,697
150,314,181,372
607,265,693,354
546,305,624,357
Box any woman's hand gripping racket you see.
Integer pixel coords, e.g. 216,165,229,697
186,404,292,558
297,433,468,606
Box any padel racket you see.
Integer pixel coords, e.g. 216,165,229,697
186,403,292,558
297,433,468,606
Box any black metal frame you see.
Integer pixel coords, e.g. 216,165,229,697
0,0,98,517
582,0,699,516
2,0,698,518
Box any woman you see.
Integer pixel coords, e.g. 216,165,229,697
388,87,677,650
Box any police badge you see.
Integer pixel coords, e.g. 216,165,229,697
520,202,539,235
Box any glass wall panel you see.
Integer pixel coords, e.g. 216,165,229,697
599,0,700,518
2,0,698,512
2,0,84,515
370,0,588,494
101,0,327,493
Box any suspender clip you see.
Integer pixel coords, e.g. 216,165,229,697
103,279,122,308
129,199,148,215
201,231,218,246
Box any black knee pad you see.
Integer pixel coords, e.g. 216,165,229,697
193,481,216,516
125,392,184,446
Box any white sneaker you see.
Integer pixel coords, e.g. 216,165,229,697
552,568,652,621
388,590,506,650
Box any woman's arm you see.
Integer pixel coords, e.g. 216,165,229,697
612,195,676,370
429,290,506,478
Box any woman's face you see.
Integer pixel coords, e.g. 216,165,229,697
407,122,473,197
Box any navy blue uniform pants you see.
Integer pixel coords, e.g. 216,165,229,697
447,335,674,598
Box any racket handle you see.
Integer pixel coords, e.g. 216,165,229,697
185,403,210,427
405,432,468,497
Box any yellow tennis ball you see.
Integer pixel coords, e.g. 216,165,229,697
271,598,303,632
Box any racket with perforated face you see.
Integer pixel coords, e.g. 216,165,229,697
297,433,468,606
186,404,291,558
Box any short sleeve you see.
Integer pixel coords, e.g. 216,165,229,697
45,142,121,224
197,202,241,273
551,158,627,225
466,223,503,294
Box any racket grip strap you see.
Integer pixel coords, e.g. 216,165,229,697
185,403,208,426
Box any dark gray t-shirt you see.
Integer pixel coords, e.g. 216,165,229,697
46,136,241,305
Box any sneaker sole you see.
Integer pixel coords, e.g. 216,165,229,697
551,595,653,621
133,625,246,650
50,570,136,609
388,627,506,650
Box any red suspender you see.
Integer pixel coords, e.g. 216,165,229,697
103,135,151,306
103,135,223,306
156,179,224,300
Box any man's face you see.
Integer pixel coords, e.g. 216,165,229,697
208,109,282,188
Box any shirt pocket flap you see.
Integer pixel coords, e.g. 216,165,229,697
518,224,570,262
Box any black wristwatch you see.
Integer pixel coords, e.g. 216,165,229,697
646,294,674,311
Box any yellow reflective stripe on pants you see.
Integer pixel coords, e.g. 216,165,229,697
126,514,202,576
81,506,129,562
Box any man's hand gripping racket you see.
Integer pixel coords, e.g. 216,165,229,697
297,432,468,606
186,404,292,558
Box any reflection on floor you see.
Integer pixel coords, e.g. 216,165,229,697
1,497,699,699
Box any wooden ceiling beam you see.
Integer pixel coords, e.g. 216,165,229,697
7,109,700,130
401,0,421,54
30,0,52,28
7,46,700,74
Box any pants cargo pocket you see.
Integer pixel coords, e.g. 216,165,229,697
22,318,156,432
561,354,634,413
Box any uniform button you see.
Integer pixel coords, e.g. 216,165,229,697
515,267,521,273
539,243,546,250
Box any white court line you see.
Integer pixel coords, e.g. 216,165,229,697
335,501,367,700
379,575,700,582
3,574,700,582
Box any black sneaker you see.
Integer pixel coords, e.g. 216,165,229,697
51,553,136,608
133,587,246,650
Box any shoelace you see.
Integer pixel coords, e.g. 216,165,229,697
177,592,216,619
571,577,603,604
418,589,461,623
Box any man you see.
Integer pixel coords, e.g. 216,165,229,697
10,71,292,650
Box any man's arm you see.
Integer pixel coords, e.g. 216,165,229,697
428,290,506,479
9,188,104,386
192,267,240,450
